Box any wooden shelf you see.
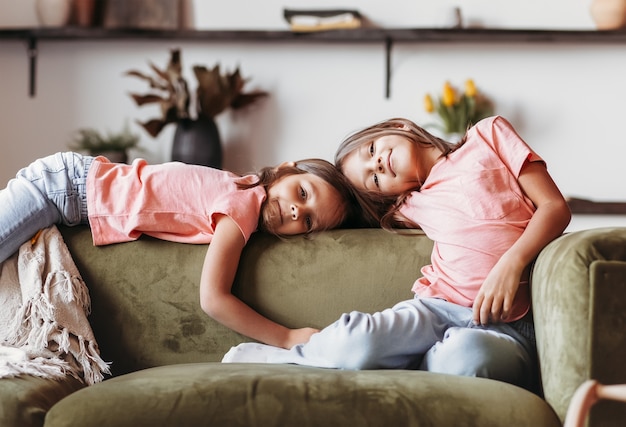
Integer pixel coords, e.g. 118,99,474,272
567,198,626,215
2,27,626,43
3,27,626,97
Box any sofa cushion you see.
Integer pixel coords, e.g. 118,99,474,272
0,375,84,427
44,363,561,427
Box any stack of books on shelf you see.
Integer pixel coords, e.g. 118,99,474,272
283,9,362,32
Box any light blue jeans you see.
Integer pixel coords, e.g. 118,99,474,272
0,152,93,264
228,297,538,392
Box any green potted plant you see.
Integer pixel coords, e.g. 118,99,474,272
68,123,140,164
125,49,268,168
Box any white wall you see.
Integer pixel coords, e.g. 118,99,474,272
1,0,625,231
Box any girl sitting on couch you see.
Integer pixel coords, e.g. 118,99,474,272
0,152,357,349
223,116,571,392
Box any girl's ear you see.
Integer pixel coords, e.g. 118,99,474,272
383,122,409,132
275,161,296,170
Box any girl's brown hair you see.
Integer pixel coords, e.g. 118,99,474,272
335,118,466,230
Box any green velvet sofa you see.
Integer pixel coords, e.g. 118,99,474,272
1,225,625,427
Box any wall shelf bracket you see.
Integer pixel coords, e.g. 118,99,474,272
27,37,37,97
385,37,392,99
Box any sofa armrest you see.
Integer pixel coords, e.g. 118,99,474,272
531,227,626,426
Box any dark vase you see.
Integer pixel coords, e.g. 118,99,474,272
172,117,222,169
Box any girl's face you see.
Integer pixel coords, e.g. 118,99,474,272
261,173,345,236
342,134,422,196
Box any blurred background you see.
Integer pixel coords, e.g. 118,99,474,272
0,0,624,231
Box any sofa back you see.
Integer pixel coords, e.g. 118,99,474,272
60,226,433,376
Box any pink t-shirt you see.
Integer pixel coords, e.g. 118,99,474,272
399,116,543,321
86,158,266,246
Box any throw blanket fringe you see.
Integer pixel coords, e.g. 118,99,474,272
0,346,70,380
0,226,110,385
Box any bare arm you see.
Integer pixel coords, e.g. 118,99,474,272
199,214,319,348
473,161,572,325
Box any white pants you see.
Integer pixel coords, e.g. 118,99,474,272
224,297,538,391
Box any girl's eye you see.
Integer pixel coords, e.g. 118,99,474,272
299,187,307,199
369,142,375,156
373,174,379,188
305,216,313,232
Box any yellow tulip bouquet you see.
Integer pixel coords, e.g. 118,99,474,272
423,79,494,136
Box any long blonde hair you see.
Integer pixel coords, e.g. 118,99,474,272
335,118,466,230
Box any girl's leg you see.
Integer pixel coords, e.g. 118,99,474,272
225,297,470,370
0,152,91,264
419,320,537,391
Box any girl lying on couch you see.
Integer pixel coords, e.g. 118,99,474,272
0,152,357,350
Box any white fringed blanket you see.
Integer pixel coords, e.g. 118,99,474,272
0,226,110,385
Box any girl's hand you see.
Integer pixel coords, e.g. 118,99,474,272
285,327,320,349
472,255,523,325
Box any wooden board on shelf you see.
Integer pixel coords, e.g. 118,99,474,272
103,0,179,30
567,197,626,214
